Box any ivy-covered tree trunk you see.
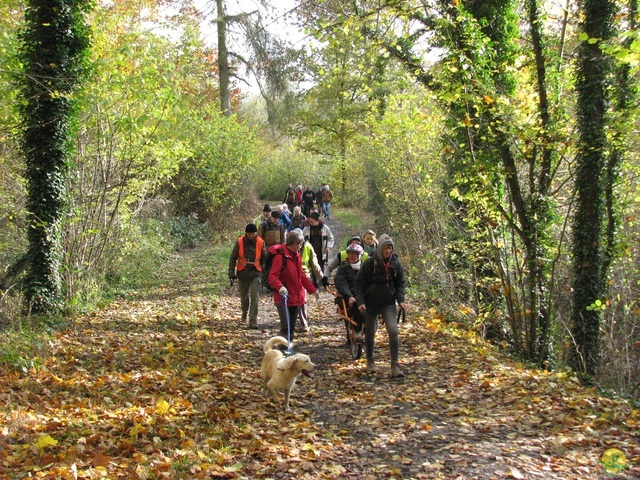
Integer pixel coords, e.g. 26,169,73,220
18,0,91,314
570,0,615,377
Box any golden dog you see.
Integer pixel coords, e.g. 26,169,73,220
261,336,315,411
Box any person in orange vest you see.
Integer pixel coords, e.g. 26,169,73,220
229,223,267,329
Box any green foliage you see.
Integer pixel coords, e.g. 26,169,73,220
251,142,324,200
0,316,64,373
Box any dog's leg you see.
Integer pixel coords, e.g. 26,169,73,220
267,382,280,405
283,388,291,411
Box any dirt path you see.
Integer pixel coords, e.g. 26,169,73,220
1,214,637,479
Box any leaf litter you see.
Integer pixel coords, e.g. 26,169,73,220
0,217,638,479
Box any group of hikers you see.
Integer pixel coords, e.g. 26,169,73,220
282,183,334,220
228,189,406,378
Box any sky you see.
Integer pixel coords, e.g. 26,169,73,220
194,0,305,96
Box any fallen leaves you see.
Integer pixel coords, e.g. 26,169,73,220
0,242,638,479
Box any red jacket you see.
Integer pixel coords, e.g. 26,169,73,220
268,244,317,307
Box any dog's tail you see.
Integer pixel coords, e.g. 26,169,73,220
264,336,289,353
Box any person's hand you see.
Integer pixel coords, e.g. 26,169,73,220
399,303,407,311
279,286,288,296
229,274,237,280
348,297,356,307
321,276,329,287
358,305,366,313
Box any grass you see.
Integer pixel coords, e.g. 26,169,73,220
332,205,377,232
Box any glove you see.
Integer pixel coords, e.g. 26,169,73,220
229,274,237,280
321,276,329,287
279,286,288,296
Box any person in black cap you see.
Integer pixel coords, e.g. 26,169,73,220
254,203,272,228
258,210,286,291
229,223,267,328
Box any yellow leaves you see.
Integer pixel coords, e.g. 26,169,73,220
34,434,58,450
155,398,170,415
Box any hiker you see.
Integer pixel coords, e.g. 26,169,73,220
295,184,304,207
268,229,317,342
294,228,323,333
277,204,291,232
362,229,378,256
228,223,267,329
321,184,333,219
322,235,369,286
354,234,406,378
302,186,316,218
258,210,286,290
302,211,334,272
316,184,325,216
283,184,296,211
290,205,306,231
254,203,272,228
334,243,365,345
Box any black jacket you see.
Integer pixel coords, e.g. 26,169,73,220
354,252,405,310
335,263,359,299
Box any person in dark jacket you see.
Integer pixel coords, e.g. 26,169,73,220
302,186,316,218
229,223,267,329
354,234,406,377
268,229,317,342
335,243,365,345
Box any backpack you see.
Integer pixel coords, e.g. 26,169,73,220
263,245,287,291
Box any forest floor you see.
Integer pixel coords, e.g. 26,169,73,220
0,210,638,479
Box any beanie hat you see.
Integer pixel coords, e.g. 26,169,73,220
263,203,271,212
245,223,258,233
376,234,394,259
310,211,320,220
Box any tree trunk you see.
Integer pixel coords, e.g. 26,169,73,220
216,0,231,116
19,0,91,314
570,0,615,377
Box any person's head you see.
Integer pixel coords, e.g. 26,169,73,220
309,211,320,226
282,204,289,213
363,230,377,246
298,184,302,190
245,223,258,239
287,229,304,252
270,210,281,224
347,235,363,248
377,234,394,260
293,206,301,216
346,243,364,267
306,185,312,191
262,204,271,218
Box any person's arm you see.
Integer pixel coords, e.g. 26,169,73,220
354,258,372,311
325,226,335,250
323,254,339,279
394,258,406,308
228,239,239,279
268,253,284,291
309,247,323,282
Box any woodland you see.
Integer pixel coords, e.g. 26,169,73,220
1,0,640,477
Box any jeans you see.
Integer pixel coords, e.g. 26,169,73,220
323,202,331,219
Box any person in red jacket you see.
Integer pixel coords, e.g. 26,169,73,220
268,229,317,341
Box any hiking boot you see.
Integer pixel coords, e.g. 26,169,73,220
249,321,259,329
366,358,376,374
390,361,404,378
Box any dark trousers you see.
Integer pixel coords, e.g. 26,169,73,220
277,304,300,342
